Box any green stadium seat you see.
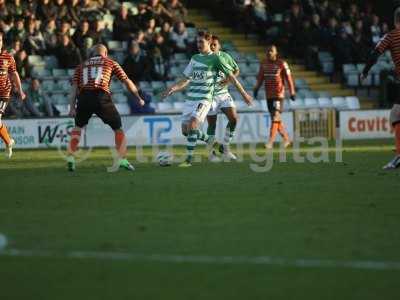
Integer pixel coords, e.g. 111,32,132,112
28,55,45,67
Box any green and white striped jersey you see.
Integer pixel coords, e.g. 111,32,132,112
183,52,233,102
213,51,239,96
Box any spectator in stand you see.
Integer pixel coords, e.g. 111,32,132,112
54,0,69,20
6,18,26,44
81,36,94,60
134,30,148,50
55,34,82,68
170,21,189,54
9,39,22,56
161,21,172,41
123,41,151,84
0,17,13,36
80,0,105,20
113,5,134,41
321,17,338,50
149,32,170,80
144,18,157,43
333,28,354,72
25,78,55,117
25,0,38,19
57,20,72,38
352,32,369,64
15,50,31,80
346,3,360,24
147,0,172,26
127,90,155,114
252,0,269,27
134,2,152,30
90,20,108,45
68,0,81,26
165,0,188,24
72,20,91,52
36,0,58,24
370,15,382,44
43,19,59,54
381,22,389,36
8,0,25,18
24,18,46,55
0,0,10,19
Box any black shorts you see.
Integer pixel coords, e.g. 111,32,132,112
267,98,284,116
75,89,122,130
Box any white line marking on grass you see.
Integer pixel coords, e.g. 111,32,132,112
1,249,400,271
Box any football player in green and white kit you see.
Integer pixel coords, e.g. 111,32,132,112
162,31,252,167
207,35,241,161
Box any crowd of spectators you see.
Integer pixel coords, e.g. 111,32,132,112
0,0,192,117
217,0,389,73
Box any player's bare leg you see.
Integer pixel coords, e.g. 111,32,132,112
66,127,82,171
383,122,400,170
114,129,135,171
206,115,220,162
0,101,15,159
266,109,290,149
219,107,238,160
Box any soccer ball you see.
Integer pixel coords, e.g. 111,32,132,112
156,151,173,167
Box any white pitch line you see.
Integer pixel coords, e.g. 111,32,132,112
1,249,400,271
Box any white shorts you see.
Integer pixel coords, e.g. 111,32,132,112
208,93,236,116
181,100,212,123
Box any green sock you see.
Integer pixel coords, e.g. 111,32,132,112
186,130,198,162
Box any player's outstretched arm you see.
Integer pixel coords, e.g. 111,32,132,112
228,74,253,105
161,78,190,99
68,83,78,117
124,78,145,107
10,71,26,100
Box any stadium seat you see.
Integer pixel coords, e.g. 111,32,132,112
304,97,319,108
107,40,124,52
55,104,69,116
53,80,70,92
290,98,305,110
331,97,348,110
295,78,308,89
66,69,75,77
52,69,68,78
115,103,130,115
111,80,124,92
28,55,45,66
32,67,51,78
41,80,55,92
114,93,127,103
259,100,268,112
360,74,372,87
173,53,188,62
321,61,334,74
346,72,359,87
51,94,68,105
43,55,58,69
343,64,356,74
318,97,333,108
346,96,360,110
356,64,366,73
173,102,185,111
315,91,331,98
157,102,173,113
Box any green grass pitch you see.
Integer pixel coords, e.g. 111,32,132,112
0,140,399,300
